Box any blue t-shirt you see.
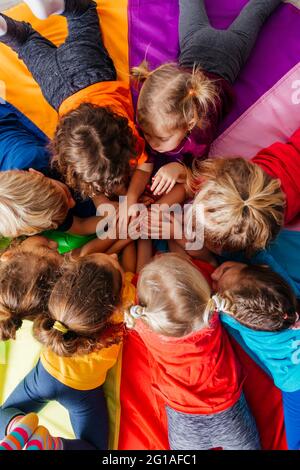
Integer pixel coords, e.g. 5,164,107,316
0,102,96,220
0,102,50,171
221,314,300,392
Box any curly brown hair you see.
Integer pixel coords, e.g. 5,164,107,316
51,103,138,198
33,255,124,357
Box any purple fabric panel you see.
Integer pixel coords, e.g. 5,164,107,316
128,0,300,133
129,0,180,106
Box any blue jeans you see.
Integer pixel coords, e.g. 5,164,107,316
0,360,108,450
282,390,300,450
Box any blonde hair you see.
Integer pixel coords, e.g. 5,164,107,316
132,62,218,136
0,171,69,238
190,158,285,254
125,253,214,337
33,256,123,357
0,249,61,341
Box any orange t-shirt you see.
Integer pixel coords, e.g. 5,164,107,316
59,81,148,168
40,273,136,391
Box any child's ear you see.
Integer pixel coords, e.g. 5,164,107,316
187,118,197,131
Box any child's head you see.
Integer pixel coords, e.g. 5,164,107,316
191,157,285,254
52,103,137,198
212,261,298,331
33,253,124,356
0,170,74,238
125,253,213,337
0,236,62,340
133,63,218,153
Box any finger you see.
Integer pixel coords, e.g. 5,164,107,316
166,179,176,194
157,179,172,195
151,174,163,192
153,177,168,195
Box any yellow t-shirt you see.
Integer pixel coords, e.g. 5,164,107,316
40,273,136,391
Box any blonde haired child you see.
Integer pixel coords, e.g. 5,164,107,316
133,0,282,197
191,128,300,254
125,253,260,450
0,170,113,238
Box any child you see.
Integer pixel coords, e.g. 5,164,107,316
191,127,300,254
0,0,152,205
125,253,260,450
0,236,61,340
133,0,282,196
211,261,300,449
0,239,136,450
0,170,115,238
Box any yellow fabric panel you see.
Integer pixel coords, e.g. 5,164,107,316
0,0,129,138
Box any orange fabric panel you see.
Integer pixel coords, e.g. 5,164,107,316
0,0,129,138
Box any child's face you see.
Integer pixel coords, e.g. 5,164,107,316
211,261,247,293
143,127,187,153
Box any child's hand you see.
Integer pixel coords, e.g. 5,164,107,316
151,163,187,196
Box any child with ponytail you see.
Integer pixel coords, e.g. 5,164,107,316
133,0,282,197
0,236,62,341
125,253,260,450
211,261,300,449
190,126,300,255
0,240,136,450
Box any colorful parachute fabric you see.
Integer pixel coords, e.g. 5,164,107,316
0,0,299,450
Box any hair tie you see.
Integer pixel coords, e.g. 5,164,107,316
211,294,228,313
188,89,196,98
130,305,145,319
52,320,68,335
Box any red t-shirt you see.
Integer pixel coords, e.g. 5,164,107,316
252,128,300,224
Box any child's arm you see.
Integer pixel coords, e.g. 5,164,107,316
151,162,188,196
68,215,105,236
137,239,153,272
156,183,187,206
127,164,153,207
120,243,137,273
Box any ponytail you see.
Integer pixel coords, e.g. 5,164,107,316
0,308,23,341
191,157,285,254
182,66,219,128
131,60,152,83
33,257,124,357
135,63,220,137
